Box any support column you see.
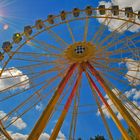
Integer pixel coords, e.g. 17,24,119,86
49,70,82,140
87,62,140,139
86,71,131,140
27,63,77,140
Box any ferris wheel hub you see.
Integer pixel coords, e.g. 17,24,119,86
64,42,96,63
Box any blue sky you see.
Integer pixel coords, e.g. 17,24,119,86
0,0,140,140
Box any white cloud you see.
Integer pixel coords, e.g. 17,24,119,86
97,0,140,32
39,133,50,140
35,103,43,111
11,133,28,140
11,117,27,130
57,131,66,140
0,110,6,119
124,58,140,86
125,88,140,100
39,130,66,140
0,67,30,91
1,131,66,140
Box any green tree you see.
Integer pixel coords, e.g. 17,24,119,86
93,135,106,140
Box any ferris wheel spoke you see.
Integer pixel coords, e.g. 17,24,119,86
45,27,69,48
6,102,36,128
5,92,48,129
5,102,37,129
98,20,132,48
99,71,136,91
69,80,80,140
10,58,66,69
124,37,140,60
32,38,63,52
12,52,64,62
69,92,79,140
11,51,63,58
91,17,109,43
97,64,140,85
95,18,112,46
0,71,42,80
12,57,58,63
3,71,64,129
106,66,140,82
83,16,89,42
93,59,139,71
111,33,140,49
66,20,75,43
102,57,133,64
26,40,53,53
5,59,67,71
96,65,140,73
0,78,48,102
101,47,139,57
98,32,140,54
94,57,125,63
73,92,79,139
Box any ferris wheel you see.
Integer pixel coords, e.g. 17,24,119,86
0,5,140,140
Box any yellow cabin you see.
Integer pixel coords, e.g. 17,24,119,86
2,41,12,53
24,26,32,36
13,33,22,44
35,20,44,30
